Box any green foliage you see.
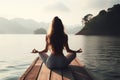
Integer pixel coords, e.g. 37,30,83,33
77,4,120,36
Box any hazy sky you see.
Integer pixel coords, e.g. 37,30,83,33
0,0,120,25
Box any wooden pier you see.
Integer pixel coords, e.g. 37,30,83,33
19,57,93,80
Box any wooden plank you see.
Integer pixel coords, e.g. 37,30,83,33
50,70,62,80
19,57,40,80
37,63,50,80
24,58,43,80
62,67,75,80
20,57,93,80
70,58,93,80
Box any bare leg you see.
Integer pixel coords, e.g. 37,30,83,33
39,53,49,64
65,52,76,65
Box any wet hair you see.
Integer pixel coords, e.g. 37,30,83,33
47,16,67,52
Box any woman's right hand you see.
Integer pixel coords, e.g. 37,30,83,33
31,49,39,53
76,48,82,53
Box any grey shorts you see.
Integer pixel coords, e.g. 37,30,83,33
39,53,76,69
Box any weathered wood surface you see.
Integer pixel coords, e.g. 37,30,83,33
19,57,93,80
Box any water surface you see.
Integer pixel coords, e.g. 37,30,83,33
0,35,120,80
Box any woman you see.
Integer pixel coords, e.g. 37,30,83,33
32,16,82,69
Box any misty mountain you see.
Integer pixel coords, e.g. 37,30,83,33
10,18,49,34
0,17,82,34
0,17,26,34
65,25,82,34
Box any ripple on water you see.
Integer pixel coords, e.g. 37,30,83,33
2,76,18,80
0,69,9,72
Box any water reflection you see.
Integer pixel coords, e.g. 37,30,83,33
80,36,120,80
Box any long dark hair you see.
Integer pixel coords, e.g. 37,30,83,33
47,16,67,52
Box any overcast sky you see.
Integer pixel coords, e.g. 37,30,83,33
0,0,120,25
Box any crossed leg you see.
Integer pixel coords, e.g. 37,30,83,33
38,53,48,64
65,53,76,65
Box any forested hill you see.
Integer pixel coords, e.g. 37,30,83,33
76,4,120,36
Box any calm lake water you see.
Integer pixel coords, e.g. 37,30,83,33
0,35,120,80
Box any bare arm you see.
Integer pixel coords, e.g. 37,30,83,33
39,41,48,53
32,36,48,54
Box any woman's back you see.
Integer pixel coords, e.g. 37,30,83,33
47,34,67,55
